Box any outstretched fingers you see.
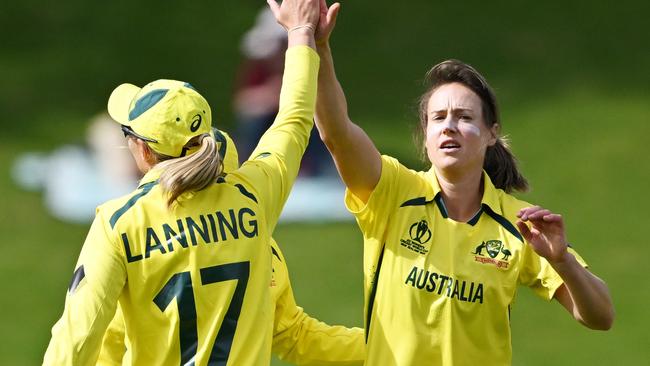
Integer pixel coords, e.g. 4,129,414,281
316,1,341,44
327,2,341,25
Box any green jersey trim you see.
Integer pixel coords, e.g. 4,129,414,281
109,181,158,229
68,265,85,294
482,205,524,243
234,184,258,204
365,244,386,344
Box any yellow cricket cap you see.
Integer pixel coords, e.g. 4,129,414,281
108,79,213,157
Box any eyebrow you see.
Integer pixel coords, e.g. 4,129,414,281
430,108,474,114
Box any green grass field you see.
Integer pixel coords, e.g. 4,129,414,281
1,1,649,364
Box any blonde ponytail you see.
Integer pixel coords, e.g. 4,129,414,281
155,134,223,207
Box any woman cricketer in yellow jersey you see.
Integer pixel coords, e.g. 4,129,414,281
312,2,614,365
95,130,364,366
43,0,324,364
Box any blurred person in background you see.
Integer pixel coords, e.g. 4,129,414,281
43,0,322,363
234,5,332,177
12,113,140,223
96,129,364,366
233,5,351,222
312,1,614,365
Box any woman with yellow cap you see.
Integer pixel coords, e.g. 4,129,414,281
94,130,365,366
43,0,325,364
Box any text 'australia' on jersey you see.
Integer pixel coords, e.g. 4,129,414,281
346,155,587,366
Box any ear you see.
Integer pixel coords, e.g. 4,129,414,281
140,141,158,166
488,123,500,146
131,139,157,168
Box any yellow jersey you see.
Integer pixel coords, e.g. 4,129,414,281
43,45,320,366
96,239,365,366
345,155,587,366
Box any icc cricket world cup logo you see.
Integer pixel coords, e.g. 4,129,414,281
409,220,432,244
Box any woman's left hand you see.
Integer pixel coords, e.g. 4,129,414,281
516,206,569,264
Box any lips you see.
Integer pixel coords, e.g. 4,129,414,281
439,140,461,150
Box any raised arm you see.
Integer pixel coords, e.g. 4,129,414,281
314,1,382,204
516,206,615,330
234,0,321,232
257,0,321,165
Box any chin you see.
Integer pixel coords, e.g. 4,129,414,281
431,155,460,170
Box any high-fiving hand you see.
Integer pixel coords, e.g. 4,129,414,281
267,0,321,33
315,0,340,45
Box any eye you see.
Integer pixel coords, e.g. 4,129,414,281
431,115,445,122
459,115,473,121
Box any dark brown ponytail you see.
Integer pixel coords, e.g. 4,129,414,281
417,59,528,193
484,137,528,193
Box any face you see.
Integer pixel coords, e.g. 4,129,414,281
425,82,498,175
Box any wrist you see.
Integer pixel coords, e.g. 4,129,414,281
288,24,315,35
548,250,575,270
316,38,331,50
287,25,316,48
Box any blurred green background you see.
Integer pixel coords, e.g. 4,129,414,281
1,0,648,364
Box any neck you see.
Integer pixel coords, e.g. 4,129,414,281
435,168,484,222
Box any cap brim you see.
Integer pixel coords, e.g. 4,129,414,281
107,83,141,125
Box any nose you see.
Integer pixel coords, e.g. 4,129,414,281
442,117,458,134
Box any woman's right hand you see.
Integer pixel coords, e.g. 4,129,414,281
267,0,320,33
315,0,341,46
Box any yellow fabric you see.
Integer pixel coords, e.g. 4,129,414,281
216,129,239,173
44,45,320,366
270,239,365,366
96,120,363,366
345,155,587,366
97,239,365,366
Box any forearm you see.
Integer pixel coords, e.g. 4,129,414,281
96,307,127,366
315,42,352,144
315,42,381,201
274,311,365,366
251,44,319,163
552,252,614,330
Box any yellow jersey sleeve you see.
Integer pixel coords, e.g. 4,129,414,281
271,240,365,366
231,46,319,234
519,244,588,300
43,209,126,365
344,155,408,244
95,305,126,366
